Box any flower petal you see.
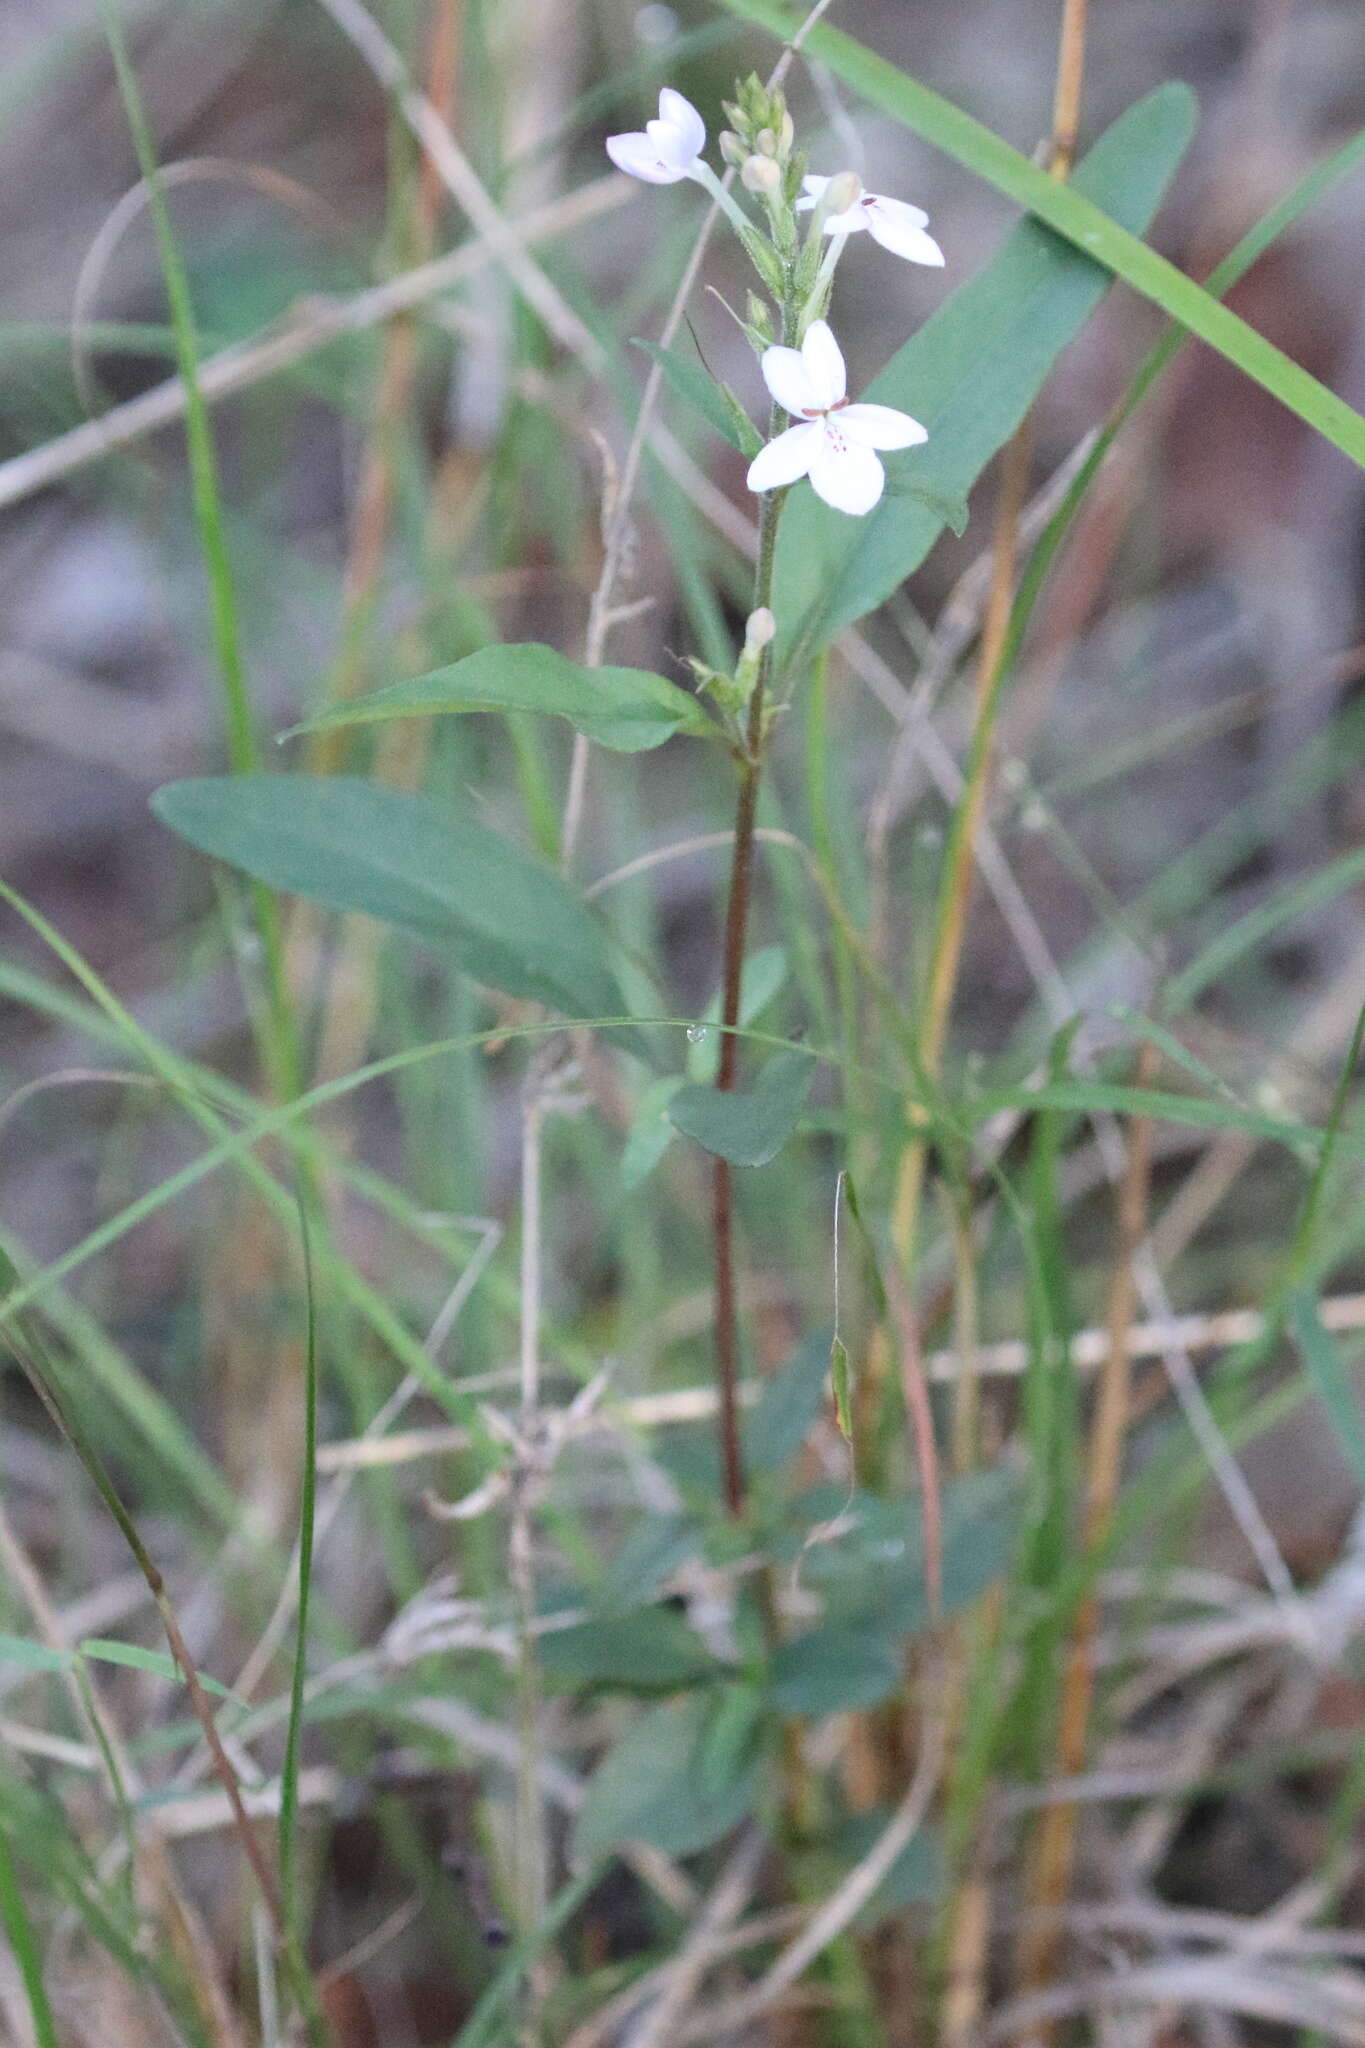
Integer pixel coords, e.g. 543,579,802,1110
760,343,820,417
645,116,696,170
808,421,885,515
657,87,706,162
606,130,690,183
800,319,847,409
820,201,871,235
839,402,929,451
794,173,829,212
747,422,819,492
866,198,944,265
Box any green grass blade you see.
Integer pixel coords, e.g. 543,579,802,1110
1287,1294,1365,1491
99,1,303,1104
0,1825,60,2048
1164,843,1365,1016
98,3,257,775
279,1192,320,1925
450,1870,597,2048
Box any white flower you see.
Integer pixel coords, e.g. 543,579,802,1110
606,88,706,185
746,320,927,517
797,174,945,266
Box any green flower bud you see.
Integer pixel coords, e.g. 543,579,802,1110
744,292,775,351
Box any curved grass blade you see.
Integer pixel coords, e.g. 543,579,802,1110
279,1190,319,1934
0,1826,59,2048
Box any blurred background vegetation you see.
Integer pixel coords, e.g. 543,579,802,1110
4,1,1365,2044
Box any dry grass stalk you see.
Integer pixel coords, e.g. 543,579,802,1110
1014,1035,1157,2013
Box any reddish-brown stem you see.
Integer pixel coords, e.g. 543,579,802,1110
712,723,766,1514
711,471,785,1517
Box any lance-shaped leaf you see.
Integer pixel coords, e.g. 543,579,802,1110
668,1046,815,1166
771,1622,902,1718
153,775,629,1021
772,84,1197,661
281,643,715,754
572,1686,763,1864
539,1606,722,1692
634,338,764,457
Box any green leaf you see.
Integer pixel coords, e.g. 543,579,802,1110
771,1622,901,1718
698,1682,763,1798
793,1466,1025,1636
772,84,1197,659
1165,842,1365,1015
720,0,1365,473
829,1810,945,1929
572,1686,763,1864
882,476,970,534
280,643,714,754
152,776,629,1022
621,1074,684,1190
634,339,763,457
970,1080,1322,1153
668,1047,815,1166
1287,1291,1365,1489
687,945,789,1081
77,1638,243,1704
539,1607,721,1691
745,1327,837,1473
624,951,789,1184
592,1514,704,1614
0,1634,70,1677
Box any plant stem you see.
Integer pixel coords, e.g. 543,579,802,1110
0,1826,60,2048
0,1299,330,2047
712,468,787,1516
100,0,302,1110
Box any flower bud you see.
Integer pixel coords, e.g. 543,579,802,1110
754,127,778,157
741,154,781,194
744,291,774,350
825,170,862,215
744,606,776,653
718,129,745,168
778,109,795,154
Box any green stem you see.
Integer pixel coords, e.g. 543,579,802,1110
100,2,302,1108
278,1192,321,1928
0,1826,60,2048
0,1288,330,2048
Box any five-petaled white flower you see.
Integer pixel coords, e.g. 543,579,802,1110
606,88,707,185
746,319,927,517
797,174,945,266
